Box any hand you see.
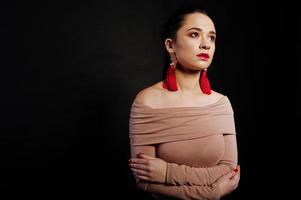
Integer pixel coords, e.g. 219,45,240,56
129,153,167,183
216,165,240,197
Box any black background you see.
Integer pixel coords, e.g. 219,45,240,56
1,0,300,199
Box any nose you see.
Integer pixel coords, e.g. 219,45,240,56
199,35,210,50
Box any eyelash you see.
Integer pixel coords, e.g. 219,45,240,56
190,32,199,38
209,35,216,42
190,32,216,42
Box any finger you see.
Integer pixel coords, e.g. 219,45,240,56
129,163,149,171
129,158,149,164
230,165,241,179
131,168,149,177
227,170,238,179
137,153,156,160
233,183,239,190
236,172,241,183
228,176,239,192
230,170,240,180
136,175,150,181
231,172,240,184
232,173,240,190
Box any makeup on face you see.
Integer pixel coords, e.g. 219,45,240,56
196,53,209,61
171,13,216,69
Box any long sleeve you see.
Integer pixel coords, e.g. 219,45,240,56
131,145,222,200
129,95,237,199
166,134,237,186
141,181,221,200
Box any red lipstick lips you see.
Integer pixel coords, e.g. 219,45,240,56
197,53,209,60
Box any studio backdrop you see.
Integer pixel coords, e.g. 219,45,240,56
0,0,299,199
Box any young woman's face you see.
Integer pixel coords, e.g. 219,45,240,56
169,12,216,71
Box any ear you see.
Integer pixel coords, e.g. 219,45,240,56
164,38,175,54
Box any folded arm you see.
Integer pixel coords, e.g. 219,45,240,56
166,134,237,186
138,179,221,200
130,145,223,200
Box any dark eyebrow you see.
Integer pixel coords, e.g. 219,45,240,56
186,27,216,35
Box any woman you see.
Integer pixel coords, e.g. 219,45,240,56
128,5,240,200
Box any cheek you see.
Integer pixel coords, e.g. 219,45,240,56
209,45,216,57
182,40,198,51
176,41,198,59
175,37,196,50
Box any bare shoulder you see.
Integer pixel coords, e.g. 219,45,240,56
134,84,227,107
134,81,165,107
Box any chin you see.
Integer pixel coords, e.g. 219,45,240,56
197,61,211,67
180,62,209,72
196,65,209,70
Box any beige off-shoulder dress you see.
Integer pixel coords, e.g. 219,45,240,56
129,96,237,200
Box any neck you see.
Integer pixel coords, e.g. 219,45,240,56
174,68,202,94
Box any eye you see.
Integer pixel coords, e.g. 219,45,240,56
209,35,216,42
190,32,199,38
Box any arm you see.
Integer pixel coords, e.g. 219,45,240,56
131,134,237,187
145,182,221,200
144,167,240,200
130,145,222,200
166,134,238,186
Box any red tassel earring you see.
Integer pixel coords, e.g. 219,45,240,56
163,58,178,91
199,69,211,95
